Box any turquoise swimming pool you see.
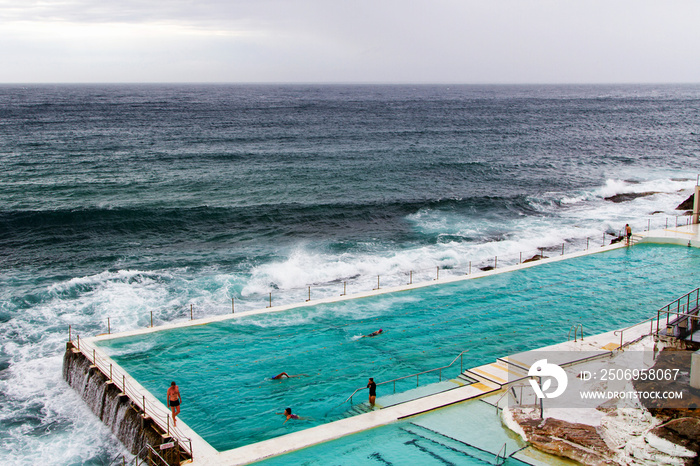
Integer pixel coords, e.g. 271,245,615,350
97,244,700,451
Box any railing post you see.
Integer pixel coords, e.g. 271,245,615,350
93,348,96,364
342,281,346,296
648,219,650,231
268,292,272,308
561,243,565,255
586,237,589,250
656,310,660,334
436,266,439,280
409,270,413,285
603,232,605,246
494,256,497,269
110,363,113,381
190,304,193,320
519,251,522,264
107,317,110,334
150,311,153,327
69,325,71,342
469,261,471,275
77,334,80,350
122,375,125,393
232,297,234,314
306,286,311,302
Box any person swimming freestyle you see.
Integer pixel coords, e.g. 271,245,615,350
362,329,383,338
271,372,307,379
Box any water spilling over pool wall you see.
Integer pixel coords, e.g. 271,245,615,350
62,343,186,465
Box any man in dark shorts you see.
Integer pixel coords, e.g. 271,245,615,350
367,377,377,406
625,224,632,245
166,381,181,426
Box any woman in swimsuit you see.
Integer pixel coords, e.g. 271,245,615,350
277,407,300,423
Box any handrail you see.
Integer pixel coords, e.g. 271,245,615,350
107,443,152,466
342,349,470,406
496,442,507,465
613,287,700,349
145,444,171,466
613,316,658,351
567,323,584,342
69,338,193,458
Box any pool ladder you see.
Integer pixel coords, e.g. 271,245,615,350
495,442,507,465
568,323,584,342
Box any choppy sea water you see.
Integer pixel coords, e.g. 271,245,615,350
0,84,699,464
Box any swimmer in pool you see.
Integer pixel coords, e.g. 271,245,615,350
276,407,306,424
271,372,307,379
362,329,383,338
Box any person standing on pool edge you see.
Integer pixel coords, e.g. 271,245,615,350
167,381,181,426
625,224,632,245
367,377,377,406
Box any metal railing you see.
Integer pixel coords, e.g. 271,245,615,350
106,443,171,466
657,287,700,334
495,442,507,465
568,323,584,342
341,350,470,407
68,337,193,459
613,286,700,349
85,214,696,337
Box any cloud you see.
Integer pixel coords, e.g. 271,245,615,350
1,0,699,83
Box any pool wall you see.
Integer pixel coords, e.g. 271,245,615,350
62,343,191,465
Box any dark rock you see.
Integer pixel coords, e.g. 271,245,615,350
480,266,494,271
605,192,658,203
523,254,547,263
511,412,617,465
677,194,695,211
610,235,624,244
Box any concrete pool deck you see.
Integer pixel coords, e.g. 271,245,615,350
75,224,700,465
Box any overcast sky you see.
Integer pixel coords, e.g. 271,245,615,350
1,0,699,84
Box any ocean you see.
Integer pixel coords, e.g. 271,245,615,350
0,83,698,465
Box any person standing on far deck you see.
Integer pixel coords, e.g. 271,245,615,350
367,377,377,406
167,381,181,426
625,224,632,245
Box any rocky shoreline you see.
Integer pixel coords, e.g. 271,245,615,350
502,339,700,465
